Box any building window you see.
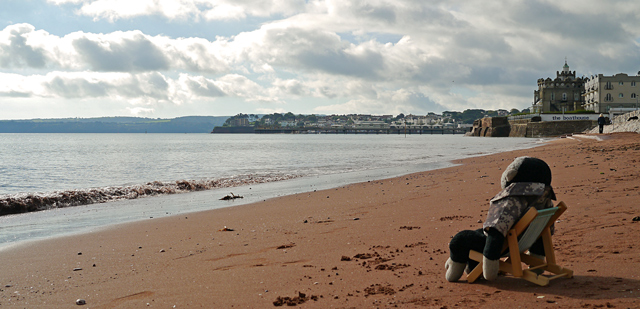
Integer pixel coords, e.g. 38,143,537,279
551,93,555,100
574,93,579,100
605,93,613,101
605,81,613,90
619,81,624,86
632,93,637,99
562,93,567,101
632,81,636,87
619,93,624,98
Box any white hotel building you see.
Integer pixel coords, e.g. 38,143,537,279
583,73,640,113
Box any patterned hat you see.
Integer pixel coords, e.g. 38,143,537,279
501,156,556,200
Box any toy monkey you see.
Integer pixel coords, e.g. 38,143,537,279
445,156,556,281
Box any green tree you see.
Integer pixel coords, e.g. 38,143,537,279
306,114,318,123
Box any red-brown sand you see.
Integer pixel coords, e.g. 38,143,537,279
1,133,639,308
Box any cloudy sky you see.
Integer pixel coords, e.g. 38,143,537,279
1,0,640,119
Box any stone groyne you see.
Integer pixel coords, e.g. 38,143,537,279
467,117,511,137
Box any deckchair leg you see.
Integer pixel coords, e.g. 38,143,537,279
547,265,573,278
499,259,514,273
467,250,484,283
507,230,523,277
522,269,551,286
541,229,557,264
520,254,545,268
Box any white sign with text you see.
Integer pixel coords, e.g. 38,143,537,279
540,114,599,122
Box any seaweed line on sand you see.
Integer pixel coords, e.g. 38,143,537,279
0,173,300,216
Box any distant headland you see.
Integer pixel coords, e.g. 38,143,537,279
0,116,227,133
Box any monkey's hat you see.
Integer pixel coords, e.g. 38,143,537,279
501,156,556,200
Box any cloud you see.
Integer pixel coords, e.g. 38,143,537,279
255,107,287,114
1,24,232,73
0,91,32,98
179,74,226,97
127,106,155,115
234,24,454,83
0,24,50,68
49,0,200,21
0,71,163,100
272,78,307,96
314,88,447,115
0,72,45,98
71,31,170,72
216,74,281,103
5,0,640,119
47,0,307,21
0,71,277,105
42,72,171,100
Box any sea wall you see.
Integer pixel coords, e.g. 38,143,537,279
468,116,597,137
524,120,597,137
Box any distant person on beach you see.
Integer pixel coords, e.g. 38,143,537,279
598,113,606,134
445,156,556,282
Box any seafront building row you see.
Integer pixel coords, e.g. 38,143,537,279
534,61,640,114
216,111,478,133
226,113,478,131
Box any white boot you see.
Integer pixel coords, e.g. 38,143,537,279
445,258,466,282
483,256,499,281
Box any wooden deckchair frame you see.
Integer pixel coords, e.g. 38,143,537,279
467,201,573,286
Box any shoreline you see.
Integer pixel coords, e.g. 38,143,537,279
0,160,457,250
1,133,639,308
0,135,545,249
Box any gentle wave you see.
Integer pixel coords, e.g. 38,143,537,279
0,174,300,216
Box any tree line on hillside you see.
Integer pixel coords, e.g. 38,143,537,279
445,109,525,124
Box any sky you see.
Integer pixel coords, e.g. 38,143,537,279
1,0,640,119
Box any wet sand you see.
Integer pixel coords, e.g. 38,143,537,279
1,133,639,308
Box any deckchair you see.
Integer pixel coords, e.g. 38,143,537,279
467,201,573,286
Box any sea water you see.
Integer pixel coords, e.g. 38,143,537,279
0,133,547,248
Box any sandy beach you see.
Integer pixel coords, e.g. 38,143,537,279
1,133,639,308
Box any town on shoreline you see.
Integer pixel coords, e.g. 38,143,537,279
214,109,519,134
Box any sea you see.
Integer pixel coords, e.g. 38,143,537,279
0,133,548,249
